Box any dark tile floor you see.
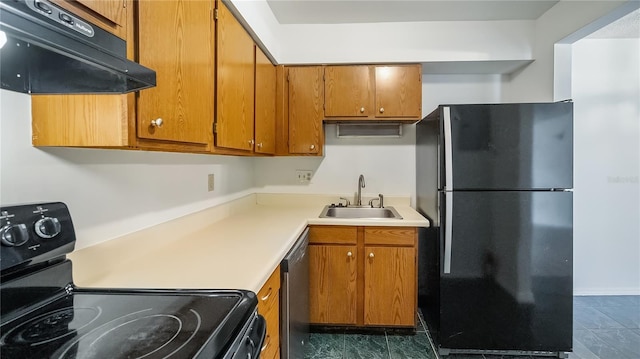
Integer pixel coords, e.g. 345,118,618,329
305,296,640,359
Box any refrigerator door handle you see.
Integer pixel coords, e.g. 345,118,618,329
444,191,453,274
443,107,453,191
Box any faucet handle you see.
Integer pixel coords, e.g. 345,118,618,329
370,194,384,208
339,197,351,207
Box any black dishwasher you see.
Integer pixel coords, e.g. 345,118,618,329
280,228,310,359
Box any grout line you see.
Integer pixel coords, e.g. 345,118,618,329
418,310,440,359
342,331,346,358
385,331,392,359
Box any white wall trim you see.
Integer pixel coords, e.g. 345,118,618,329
574,288,640,296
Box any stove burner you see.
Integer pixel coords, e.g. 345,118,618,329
56,309,202,359
1,307,102,346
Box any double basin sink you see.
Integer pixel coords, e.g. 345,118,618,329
319,205,403,219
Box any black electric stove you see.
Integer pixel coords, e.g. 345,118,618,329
0,202,265,359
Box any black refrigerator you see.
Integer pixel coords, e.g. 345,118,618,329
416,102,573,358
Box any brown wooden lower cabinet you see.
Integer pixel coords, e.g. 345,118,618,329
257,266,280,359
363,246,416,326
308,225,417,328
309,244,358,325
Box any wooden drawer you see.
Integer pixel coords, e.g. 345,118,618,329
260,292,280,359
257,267,280,359
364,227,416,246
258,267,280,312
309,225,357,245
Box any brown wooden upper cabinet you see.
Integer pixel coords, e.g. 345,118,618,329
215,1,255,152
324,64,422,120
287,66,324,155
31,0,216,153
137,0,215,148
31,0,133,148
254,46,277,155
324,65,372,117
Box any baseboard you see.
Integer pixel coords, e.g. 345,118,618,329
573,288,640,296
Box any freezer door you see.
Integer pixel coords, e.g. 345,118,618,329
442,102,573,190
439,190,573,352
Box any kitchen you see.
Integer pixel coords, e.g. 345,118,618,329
1,0,638,358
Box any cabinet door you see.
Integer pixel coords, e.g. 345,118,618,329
137,0,214,145
257,268,280,359
31,0,132,147
324,65,371,118
288,66,324,155
309,245,357,325
32,95,129,146
374,65,422,118
254,46,276,155
364,246,416,326
215,2,255,151
75,0,125,25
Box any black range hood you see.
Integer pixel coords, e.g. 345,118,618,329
0,0,156,94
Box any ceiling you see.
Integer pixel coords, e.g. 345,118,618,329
266,0,560,24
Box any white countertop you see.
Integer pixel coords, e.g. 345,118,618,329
68,194,429,293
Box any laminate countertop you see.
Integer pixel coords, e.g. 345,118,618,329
68,194,430,294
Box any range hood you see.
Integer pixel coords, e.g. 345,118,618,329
0,0,156,94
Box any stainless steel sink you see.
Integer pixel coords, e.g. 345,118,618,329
319,205,403,219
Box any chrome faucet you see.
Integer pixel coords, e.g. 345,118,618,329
356,174,365,206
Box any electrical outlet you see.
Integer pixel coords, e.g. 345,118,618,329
208,174,215,192
295,170,313,183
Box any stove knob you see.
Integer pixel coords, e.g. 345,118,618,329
0,224,29,246
34,217,61,239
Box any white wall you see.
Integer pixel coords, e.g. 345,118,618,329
0,91,255,249
504,0,626,102
572,38,640,295
277,20,533,64
230,1,534,65
253,74,504,205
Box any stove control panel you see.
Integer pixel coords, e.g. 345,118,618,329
0,202,75,273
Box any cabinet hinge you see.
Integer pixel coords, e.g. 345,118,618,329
122,0,126,8
213,8,219,20
213,122,218,134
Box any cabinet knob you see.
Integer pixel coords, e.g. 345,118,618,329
309,144,316,150
360,107,365,113
379,107,384,114
369,252,375,258
150,118,164,127
249,139,255,146
347,251,353,257
257,142,263,148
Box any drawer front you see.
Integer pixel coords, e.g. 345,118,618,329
258,267,281,310
309,225,357,244
258,267,280,359
364,227,416,246
260,293,280,359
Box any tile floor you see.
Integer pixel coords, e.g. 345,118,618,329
304,296,640,359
